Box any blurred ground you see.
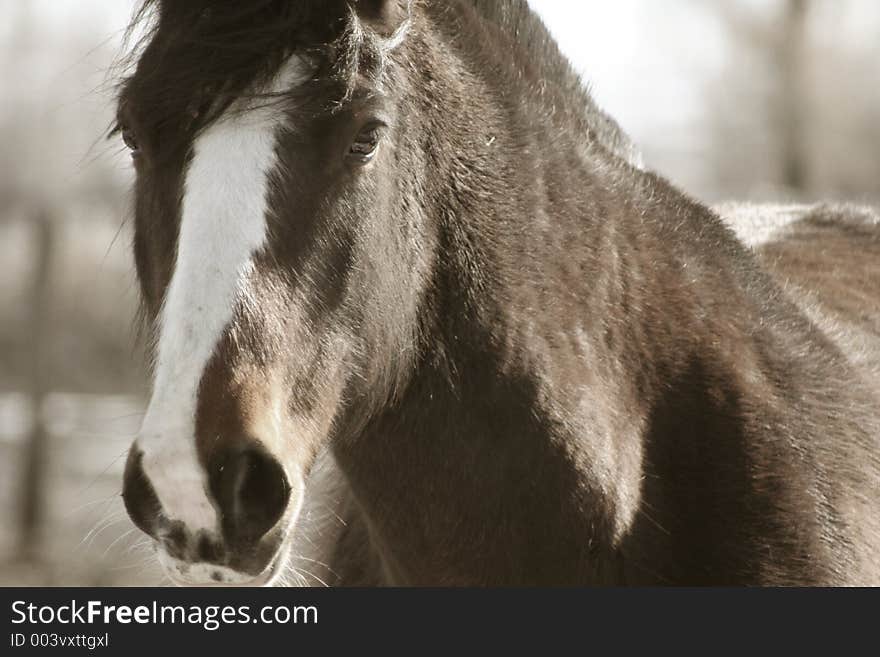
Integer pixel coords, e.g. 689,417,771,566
0,395,162,585
0,0,877,586
0,0,155,586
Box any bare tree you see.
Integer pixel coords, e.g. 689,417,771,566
698,0,814,199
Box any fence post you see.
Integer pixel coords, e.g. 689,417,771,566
17,208,55,560
780,0,810,192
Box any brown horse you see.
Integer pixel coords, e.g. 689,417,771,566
118,0,880,585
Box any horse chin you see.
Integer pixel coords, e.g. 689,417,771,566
156,540,291,588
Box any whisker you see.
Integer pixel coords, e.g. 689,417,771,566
290,564,329,588
78,511,127,550
76,451,129,497
126,538,154,555
108,554,158,572
291,554,339,579
637,506,672,537
102,527,139,558
68,492,122,515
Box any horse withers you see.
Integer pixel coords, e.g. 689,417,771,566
117,0,880,586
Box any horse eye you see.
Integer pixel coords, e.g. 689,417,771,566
347,124,383,164
120,126,140,155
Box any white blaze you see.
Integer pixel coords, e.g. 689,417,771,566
137,60,307,533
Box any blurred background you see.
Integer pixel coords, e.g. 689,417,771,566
0,0,877,586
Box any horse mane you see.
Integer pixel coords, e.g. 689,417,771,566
463,0,642,165
117,1,402,152
117,1,638,165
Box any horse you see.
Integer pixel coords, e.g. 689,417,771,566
117,0,880,586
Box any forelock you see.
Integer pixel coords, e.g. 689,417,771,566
117,0,412,149
331,2,413,105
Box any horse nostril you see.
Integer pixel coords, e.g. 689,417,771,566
212,445,291,544
122,448,163,539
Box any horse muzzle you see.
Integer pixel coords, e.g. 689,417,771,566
122,442,301,586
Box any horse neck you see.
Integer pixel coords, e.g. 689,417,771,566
330,7,879,586
330,7,796,584
329,22,691,584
